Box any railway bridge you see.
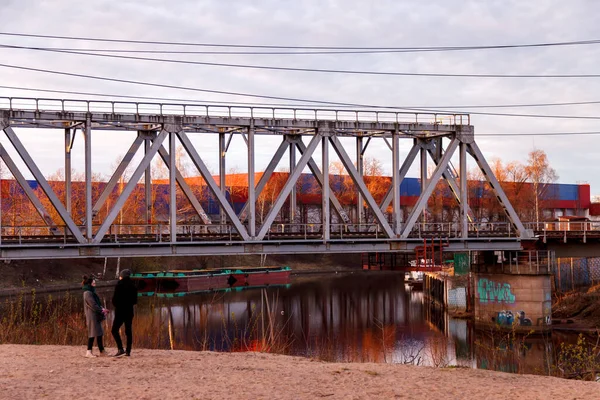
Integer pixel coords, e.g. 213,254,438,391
0,97,535,259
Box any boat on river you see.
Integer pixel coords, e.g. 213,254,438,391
131,266,292,293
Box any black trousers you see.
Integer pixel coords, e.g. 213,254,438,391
111,313,133,353
87,335,104,351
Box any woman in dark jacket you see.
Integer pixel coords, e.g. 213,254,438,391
82,275,109,358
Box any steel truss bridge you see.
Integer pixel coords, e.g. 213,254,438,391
0,97,532,260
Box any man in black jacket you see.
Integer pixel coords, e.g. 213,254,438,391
111,269,138,357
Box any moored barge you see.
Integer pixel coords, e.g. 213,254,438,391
131,266,291,293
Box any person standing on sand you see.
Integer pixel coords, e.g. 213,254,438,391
111,269,138,357
82,275,109,358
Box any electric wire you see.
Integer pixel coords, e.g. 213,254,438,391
1,68,600,120
1,43,599,79
1,87,599,136
4,84,600,110
1,31,600,52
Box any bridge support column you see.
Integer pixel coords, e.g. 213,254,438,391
289,140,296,225
144,133,152,235
392,126,401,235
322,133,330,242
219,132,226,230
247,121,256,238
84,116,92,241
460,142,468,239
65,128,72,216
169,130,177,243
356,136,364,227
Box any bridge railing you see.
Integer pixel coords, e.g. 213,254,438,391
524,221,600,243
0,96,471,126
3,220,599,245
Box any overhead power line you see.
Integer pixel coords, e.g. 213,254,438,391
1,31,600,52
1,70,600,120
2,44,600,78
3,84,600,110
1,88,598,136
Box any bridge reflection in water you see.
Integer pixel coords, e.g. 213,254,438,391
134,272,478,366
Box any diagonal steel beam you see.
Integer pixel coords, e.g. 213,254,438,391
401,139,459,238
0,143,56,228
177,131,250,241
379,142,420,212
92,136,144,218
157,145,211,224
256,134,321,240
295,139,351,224
468,141,529,238
3,126,86,243
238,138,288,221
92,130,168,243
427,141,475,223
329,136,395,238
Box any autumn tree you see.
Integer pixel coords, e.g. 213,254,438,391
526,149,558,226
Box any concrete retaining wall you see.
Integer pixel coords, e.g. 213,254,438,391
474,273,552,331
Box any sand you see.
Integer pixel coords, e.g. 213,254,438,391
0,344,598,400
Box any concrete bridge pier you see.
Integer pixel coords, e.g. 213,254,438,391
425,250,554,332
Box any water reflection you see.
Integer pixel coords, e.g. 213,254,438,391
133,272,475,365
0,272,590,376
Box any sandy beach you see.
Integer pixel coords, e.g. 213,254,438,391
0,344,598,400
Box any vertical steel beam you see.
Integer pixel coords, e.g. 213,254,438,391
322,135,330,241
401,139,459,238
219,132,227,227
379,142,419,212
64,128,72,215
329,136,394,238
2,127,86,243
238,138,288,221
392,127,401,235
157,145,210,224
420,143,428,192
144,134,152,234
289,141,296,224
356,136,363,225
177,131,249,241
91,136,143,218
256,133,321,240
295,140,351,224
84,116,92,241
169,131,177,243
92,130,168,243
468,141,529,238
247,122,256,238
460,142,468,238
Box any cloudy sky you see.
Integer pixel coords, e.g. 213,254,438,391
1,0,599,197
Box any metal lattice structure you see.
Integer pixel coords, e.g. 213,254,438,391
0,97,530,259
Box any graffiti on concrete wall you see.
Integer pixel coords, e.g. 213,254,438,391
495,310,532,326
478,278,516,304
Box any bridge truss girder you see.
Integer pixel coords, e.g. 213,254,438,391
0,99,529,259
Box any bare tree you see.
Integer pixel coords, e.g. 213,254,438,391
526,149,558,226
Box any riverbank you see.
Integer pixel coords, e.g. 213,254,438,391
0,344,598,400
